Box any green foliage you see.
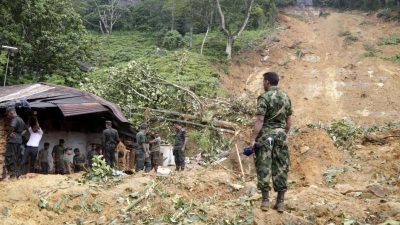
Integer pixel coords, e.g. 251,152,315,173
387,53,400,62
326,118,363,151
377,36,400,46
339,31,358,44
0,0,93,86
363,44,381,57
249,4,267,29
162,30,184,50
188,129,229,161
83,155,113,182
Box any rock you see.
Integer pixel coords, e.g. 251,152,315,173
229,183,244,191
351,192,363,197
261,55,269,63
97,215,107,225
300,146,310,154
302,54,320,63
270,36,280,42
244,182,257,196
369,184,386,197
260,49,269,56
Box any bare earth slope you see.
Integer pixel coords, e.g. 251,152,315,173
223,9,400,126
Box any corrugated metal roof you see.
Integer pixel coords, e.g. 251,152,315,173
58,103,108,117
0,83,130,123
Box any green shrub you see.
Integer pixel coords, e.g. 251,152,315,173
387,53,400,62
339,31,358,44
363,44,381,57
377,36,400,45
326,118,363,151
162,30,183,50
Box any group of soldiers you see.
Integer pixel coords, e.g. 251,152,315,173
134,121,187,172
3,71,292,212
3,108,90,178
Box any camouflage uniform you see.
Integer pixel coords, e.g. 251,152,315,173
5,116,25,177
255,86,292,192
150,136,161,171
135,130,146,172
102,127,120,166
174,128,186,170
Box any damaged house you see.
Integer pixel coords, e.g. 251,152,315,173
0,83,135,175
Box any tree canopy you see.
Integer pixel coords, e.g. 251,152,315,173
0,0,93,86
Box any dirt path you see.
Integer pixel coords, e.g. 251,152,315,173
223,8,400,127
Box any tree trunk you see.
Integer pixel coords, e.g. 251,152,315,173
201,24,210,55
171,9,175,31
189,26,193,48
226,35,234,60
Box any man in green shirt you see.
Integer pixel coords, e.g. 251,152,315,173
135,123,148,172
173,121,187,171
250,72,292,213
5,106,26,178
52,139,66,174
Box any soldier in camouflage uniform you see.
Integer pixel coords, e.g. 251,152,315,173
102,121,120,167
135,123,148,172
173,122,187,171
250,72,292,213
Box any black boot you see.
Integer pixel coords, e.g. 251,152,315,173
273,191,285,213
260,190,270,211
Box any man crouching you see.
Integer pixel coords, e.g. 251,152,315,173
250,72,293,213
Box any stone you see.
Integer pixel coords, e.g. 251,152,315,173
369,184,386,197
300,146,310,154
97,215,107,225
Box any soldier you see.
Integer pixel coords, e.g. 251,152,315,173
173,121,187,171
135,123,148,172
52,139,66,174
102,120,120,167
38,142,50,174
73,148,86,172
87,145,100,168
149,132,161,172
5,106,26,178
250,72,292,213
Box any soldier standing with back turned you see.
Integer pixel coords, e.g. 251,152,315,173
250,72,293,213
173,121,187,171
102,121,120,167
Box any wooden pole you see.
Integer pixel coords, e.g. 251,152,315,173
235,144,245,182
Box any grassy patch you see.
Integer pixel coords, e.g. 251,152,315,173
377,36,400,46
282,12,306,21
363,44,381,57
339,31,358,44
386,53,400,63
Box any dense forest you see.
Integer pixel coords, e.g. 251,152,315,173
1,0,398,86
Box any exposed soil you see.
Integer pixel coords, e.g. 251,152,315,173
1,8,400,225
222,8,400,127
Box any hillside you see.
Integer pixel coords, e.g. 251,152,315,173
0,8,399,225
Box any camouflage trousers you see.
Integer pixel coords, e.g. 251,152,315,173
173,148,185,170
255,129,290,192
135,150,151,172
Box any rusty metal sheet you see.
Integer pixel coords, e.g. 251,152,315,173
57,103,108,117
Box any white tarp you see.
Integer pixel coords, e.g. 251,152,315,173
160,144,175,166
